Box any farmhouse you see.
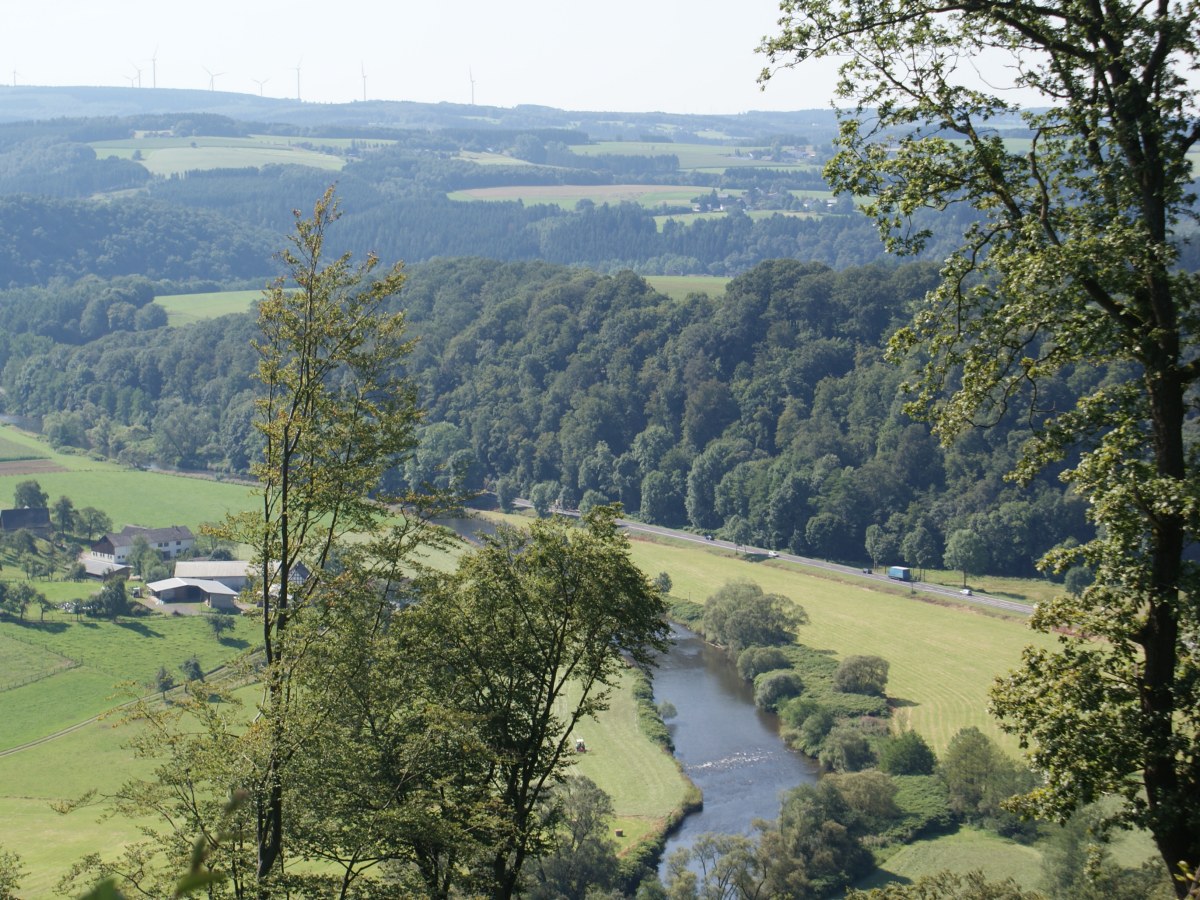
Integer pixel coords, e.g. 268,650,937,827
0,506,51,536
89,524,195,565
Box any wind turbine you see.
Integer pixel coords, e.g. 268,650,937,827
150,45,158,88
130,64,142,88
469,67,476,105
253,77,269,97
360,61,367,102
294,61,301,101
203,66,223,91
10,70,17,87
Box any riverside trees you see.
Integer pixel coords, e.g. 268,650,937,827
761,0,1200,889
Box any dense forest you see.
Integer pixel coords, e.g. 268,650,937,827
0,258,1093,577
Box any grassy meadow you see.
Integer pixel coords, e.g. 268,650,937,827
624,537,1052,756
569,141,821,173
155,289,261,324
643,275,730,301
568,670,692,853
0,425,255,531
447,184,707,209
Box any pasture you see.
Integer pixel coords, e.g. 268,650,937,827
0,609,258,749
156,288,261,324
0,425,256,532
569,670,692,853
644,275,730,301
90,134,346,176
0,606,684,895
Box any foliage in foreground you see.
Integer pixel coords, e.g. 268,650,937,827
763,0,1200,889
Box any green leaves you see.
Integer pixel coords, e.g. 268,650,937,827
762,0,1200,886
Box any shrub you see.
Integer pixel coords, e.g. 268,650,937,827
795,707,836,755
879,730,937,776
833,654,890,696
754,670,804,711
819,722,876,772
702,579,807,654
737,645,791,681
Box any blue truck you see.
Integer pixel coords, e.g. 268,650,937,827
886,566,913,582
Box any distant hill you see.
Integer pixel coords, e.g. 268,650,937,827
0,84,847,142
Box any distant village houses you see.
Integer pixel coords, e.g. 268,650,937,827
81,524,195,579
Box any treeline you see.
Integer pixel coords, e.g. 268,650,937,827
0,257,1094,577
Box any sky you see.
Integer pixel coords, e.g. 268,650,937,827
0,0,844,114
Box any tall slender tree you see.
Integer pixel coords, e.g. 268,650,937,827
211,186,423,892
761,0,1200,889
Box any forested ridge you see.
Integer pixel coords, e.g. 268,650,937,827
0,258,1093,577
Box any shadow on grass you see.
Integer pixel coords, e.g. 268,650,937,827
889,697,918,708
116,619,164,638
14,618,68,634
217,636,250,650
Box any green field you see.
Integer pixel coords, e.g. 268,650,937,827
0,425,255,532
864,825,1044,890
570,141,821,173
626,537,1052,755
0,606,261,895
644,275,730,301
156,289,262,324
447,183,708,209
90,134,346,176
0,607,684,895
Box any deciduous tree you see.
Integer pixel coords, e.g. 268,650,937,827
761,0,1200,886
410,507,669,899
12,479,46,509
206,185,426,891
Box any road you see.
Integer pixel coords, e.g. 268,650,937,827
512,500,1035,617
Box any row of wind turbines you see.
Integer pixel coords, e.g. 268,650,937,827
7,51,481,105
117,50,410,103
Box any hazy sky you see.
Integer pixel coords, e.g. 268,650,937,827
0,0,842,113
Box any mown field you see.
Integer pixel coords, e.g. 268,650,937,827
154,278,733,323
621,535,1052,756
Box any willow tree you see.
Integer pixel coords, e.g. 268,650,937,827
760,0,1199,890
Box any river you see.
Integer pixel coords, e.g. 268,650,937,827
653,625,819,872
